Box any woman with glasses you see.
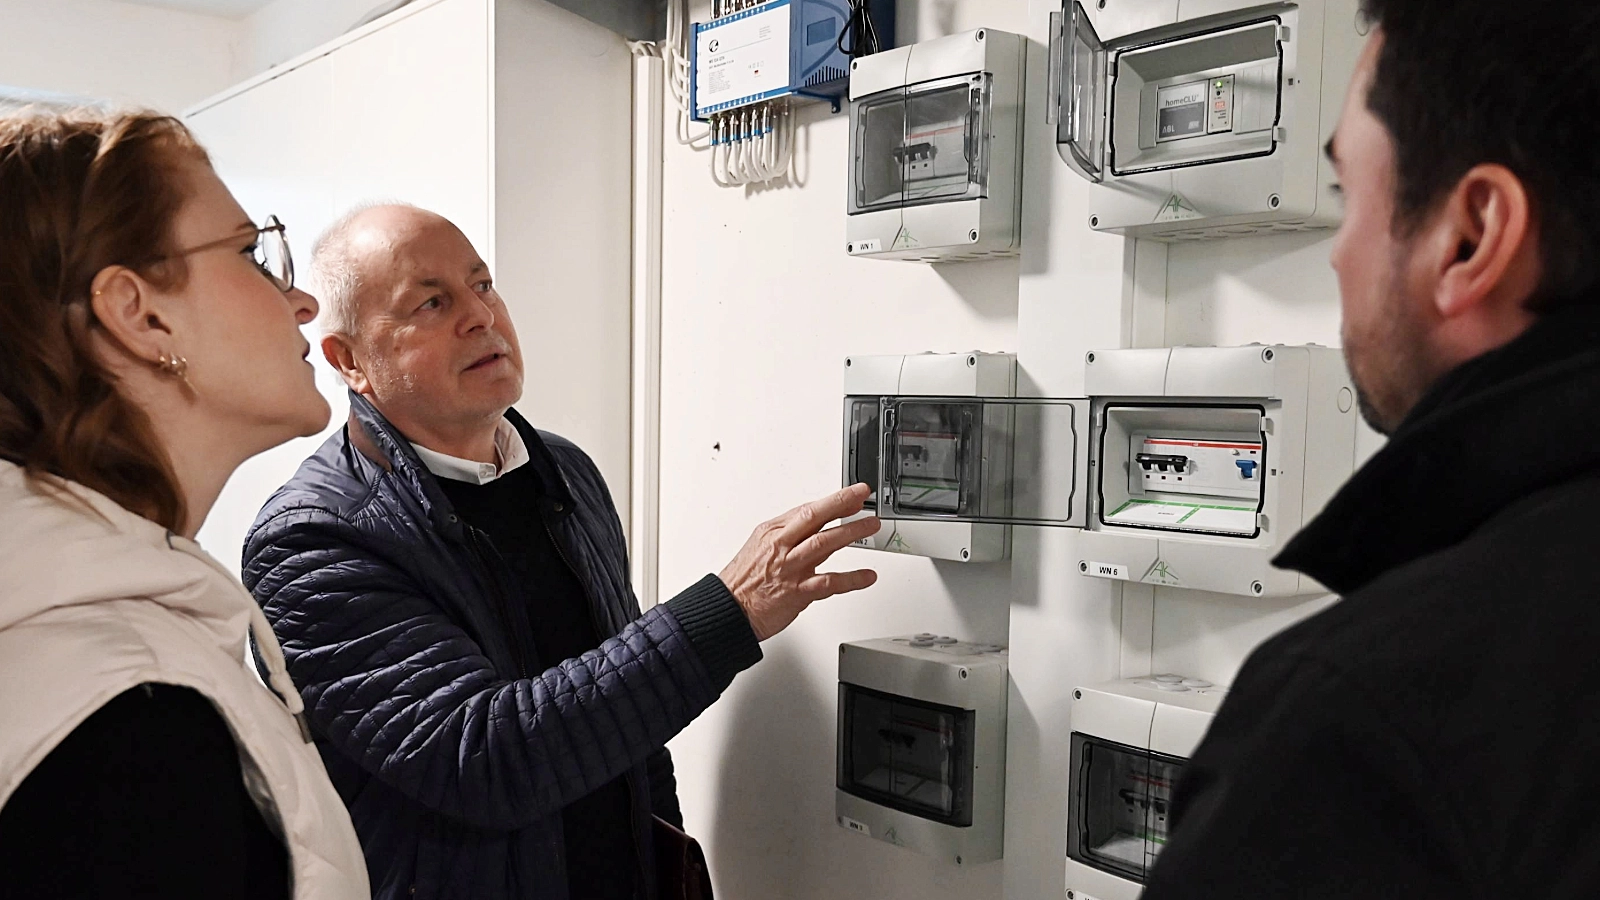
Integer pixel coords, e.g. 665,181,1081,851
0,110,368,898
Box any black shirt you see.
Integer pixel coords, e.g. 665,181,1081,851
0,683,291,898
438,460,639,900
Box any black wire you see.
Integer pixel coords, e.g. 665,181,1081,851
835,0,882,59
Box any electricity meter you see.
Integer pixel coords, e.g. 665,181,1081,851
1066,676,1226,900
842,352,1090,562
836,635,1008,865
1047,0,1367,239
1078,345,1358,597
847,29,1026,262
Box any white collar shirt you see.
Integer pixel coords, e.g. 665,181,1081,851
409,417,531,485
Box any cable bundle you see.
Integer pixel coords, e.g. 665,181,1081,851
710,100,794,186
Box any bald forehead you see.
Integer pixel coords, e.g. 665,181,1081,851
342,207,485,291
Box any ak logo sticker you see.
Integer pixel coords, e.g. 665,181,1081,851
1142,559,1183,586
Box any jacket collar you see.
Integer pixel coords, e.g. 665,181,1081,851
1275,300,1600,596
345,391,576,536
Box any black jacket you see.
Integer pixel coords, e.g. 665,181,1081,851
242,393,763,900
1142,301,1600,899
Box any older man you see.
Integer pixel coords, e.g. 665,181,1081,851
1140,1,1600,897
243,204,879,900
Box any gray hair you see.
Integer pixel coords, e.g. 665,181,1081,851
310,200,416,337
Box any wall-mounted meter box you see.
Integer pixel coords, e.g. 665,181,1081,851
691,0,895,120
846,29,1026,262
836,635,1009,865
1078,345,1357,597
1048,0,1366,240
842,352,1090,562
1066,676,1225,900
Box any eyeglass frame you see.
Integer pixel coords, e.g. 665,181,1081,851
145,214,295,293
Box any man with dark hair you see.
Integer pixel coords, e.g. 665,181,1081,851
1141,2,1600,897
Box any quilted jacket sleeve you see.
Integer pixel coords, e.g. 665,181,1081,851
245,510,752,833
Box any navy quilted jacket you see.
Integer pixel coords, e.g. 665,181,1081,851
242,393,762,900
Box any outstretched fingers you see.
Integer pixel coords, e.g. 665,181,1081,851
796,568,878,603
776,484,872,545
791,515,881,568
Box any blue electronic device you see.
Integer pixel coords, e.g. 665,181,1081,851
689,0,894,121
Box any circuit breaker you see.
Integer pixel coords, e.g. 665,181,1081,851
842,352,1089,562
1066,676,1226,900
1078,345,1357,597
1048,0,1367,239
836,635,1008,865
847,29,1026,261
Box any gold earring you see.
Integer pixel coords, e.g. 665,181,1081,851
156,351,193,390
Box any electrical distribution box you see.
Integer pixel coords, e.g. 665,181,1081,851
847,29,1027,262
837,635,1009,865
842,345,1355,595
1066,676,1226,900
842,352,1090,562
1048,0,1367,240
1079,345,1357,597
691,0,895,120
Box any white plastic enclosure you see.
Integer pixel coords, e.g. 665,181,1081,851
837,635,1009,865
1048,0,1367,240
848,28,1027,261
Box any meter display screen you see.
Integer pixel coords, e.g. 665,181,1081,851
838,683,975,826
1067,733,1187,883
1155,81,1208,142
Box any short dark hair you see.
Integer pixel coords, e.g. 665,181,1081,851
1361,0,1600,309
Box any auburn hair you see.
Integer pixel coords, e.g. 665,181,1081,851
0,109,210,532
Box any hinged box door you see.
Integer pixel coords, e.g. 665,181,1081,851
877,397,1089,527
1050,1,1107,183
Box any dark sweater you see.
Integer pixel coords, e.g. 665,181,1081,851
438,461,638,900
0,683,290,898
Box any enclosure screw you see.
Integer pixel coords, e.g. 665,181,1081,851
1089,215,1101,227
1079,561,1089,573
961,548,971,560
846,358,853,366
969,229,979,242
1086,351,1097,364
847,243,855,253
1268,194,1282,209
957,856,965,865
960,669,969,679
1262,348,1275,362
968,355,978,367
1251,581,1265,595
1073,691,1082,700
976,30,984,40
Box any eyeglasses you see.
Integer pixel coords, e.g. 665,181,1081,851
152,215,295,293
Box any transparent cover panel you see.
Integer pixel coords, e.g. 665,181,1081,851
852,88,909,214
878,397,1084,526
844,398,883,509
837,684,975,826
1067,734,1185,884
1055,1,1106,182
851,75,992,214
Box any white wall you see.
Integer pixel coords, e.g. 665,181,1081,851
238,0,385,73
0,0,244,112
658,2,1033,898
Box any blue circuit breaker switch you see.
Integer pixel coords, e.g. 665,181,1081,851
1236,459,1258,479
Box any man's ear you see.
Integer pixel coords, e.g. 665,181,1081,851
322,332,371,394
1431,163,1541,321
89,266,175,367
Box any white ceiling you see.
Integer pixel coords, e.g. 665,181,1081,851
117,0,276,19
